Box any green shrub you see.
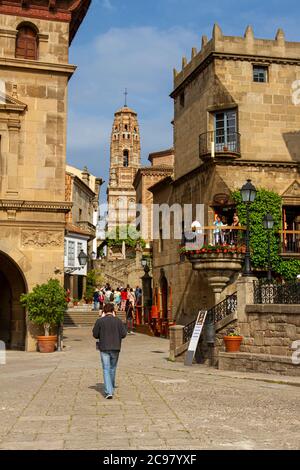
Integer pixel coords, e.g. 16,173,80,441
20,279,67,336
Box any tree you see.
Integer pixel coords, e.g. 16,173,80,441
20,279,67,336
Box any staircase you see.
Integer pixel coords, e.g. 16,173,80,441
64,309,99,327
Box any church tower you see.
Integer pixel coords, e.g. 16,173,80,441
107,103,141,231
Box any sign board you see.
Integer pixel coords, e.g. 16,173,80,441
184,310,207,366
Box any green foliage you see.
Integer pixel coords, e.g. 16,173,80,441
232,188,300,281
106,225,146,249
84,269,104,301
20,279,67,335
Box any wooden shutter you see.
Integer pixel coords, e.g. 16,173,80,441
16,27,38,60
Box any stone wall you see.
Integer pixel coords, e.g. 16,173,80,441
241,304,300,356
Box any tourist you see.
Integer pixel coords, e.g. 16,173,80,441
213,214,225,245
99,290,105,311
230,213,240,245
121,288,127,311
125,299,134,334
93,288,100,311
114,288,121,310
104,287,113,305
92,303,127,399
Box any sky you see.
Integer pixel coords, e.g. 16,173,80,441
67,0,300,199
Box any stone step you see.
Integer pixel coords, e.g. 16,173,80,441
135,324,155,336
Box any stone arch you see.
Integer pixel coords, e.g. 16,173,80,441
0,251,27,350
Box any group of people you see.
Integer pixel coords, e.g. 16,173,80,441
92,283,143,400
213,212,240,245
92,284,142,333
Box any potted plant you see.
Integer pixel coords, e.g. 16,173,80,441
73,298,79,307
20,279,67,353
223,328,243,352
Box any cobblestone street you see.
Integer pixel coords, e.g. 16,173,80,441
0,328,299,450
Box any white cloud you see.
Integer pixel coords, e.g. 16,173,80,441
67,26,198,179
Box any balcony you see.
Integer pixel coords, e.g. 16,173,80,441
199,131,241,160
280,230,300,258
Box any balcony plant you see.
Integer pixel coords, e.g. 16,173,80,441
223,327,243,352
72,298,79,306
20,279,67,353
181,244,246,257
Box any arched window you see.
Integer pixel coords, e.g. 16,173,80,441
123,150,129,167
16,25,38,60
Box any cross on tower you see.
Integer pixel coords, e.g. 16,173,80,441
124,88,128,107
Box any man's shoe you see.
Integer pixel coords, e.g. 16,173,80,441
105,394,113,399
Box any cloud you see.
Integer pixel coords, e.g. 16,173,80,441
67,26,198,182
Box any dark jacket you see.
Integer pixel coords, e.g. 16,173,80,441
92,315,127,352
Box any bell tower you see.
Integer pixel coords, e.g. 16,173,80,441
107,103,141,231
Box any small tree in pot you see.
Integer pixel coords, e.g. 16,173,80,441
20,279,67,353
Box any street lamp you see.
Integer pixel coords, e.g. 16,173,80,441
240,179,257,276
78,249,89,267
263,213,274,282
141,258,152,323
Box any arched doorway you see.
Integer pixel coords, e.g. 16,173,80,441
0,251,27,350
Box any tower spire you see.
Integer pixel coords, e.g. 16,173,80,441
124,88,128,107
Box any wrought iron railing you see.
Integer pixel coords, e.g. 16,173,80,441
183,319,196,343
253,280,300,304
183,292,237,343
280,230,300,254
211,292,237,323
199,131,241,158
184,226,245,250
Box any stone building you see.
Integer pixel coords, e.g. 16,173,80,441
0,0,90,351
133,148,174,247
106,105,141,233
151,25,300,327
64,165,102,300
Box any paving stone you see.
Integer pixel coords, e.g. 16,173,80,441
0,328,299,450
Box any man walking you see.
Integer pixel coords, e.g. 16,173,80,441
92,303,127,399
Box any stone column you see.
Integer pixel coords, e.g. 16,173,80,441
169,324,184,361
7,119,20,196
236,275,258,338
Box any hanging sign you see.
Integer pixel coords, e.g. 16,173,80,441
184,310,207,366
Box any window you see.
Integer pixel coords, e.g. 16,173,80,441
16,25,38,60
68,241,75,266
78,208,82,221
253,65,268,83
77,242,83,257
214,110,238,152
124,124,128,131
123,150,129,167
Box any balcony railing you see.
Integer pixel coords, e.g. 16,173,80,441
280,230,300,255
199,131,241,158
183,226,246,250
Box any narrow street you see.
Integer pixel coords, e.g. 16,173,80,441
0,328,299,450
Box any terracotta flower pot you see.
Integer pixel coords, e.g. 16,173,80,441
37,335,57,353
223,335,243,352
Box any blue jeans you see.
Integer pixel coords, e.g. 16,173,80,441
93,301,99,310
100,351,119,396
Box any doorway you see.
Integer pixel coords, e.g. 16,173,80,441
0,251,27,350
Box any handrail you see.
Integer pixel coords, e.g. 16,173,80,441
183,292,237,343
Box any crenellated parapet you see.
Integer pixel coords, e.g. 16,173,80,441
172,24,300,97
